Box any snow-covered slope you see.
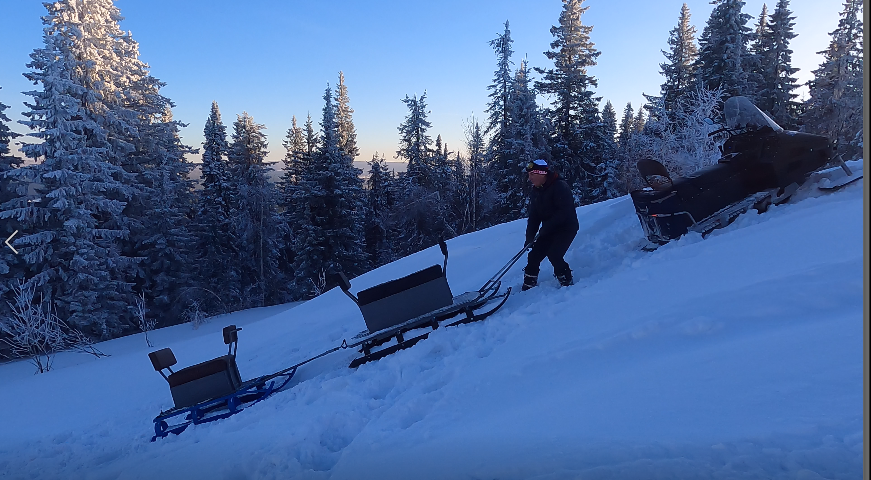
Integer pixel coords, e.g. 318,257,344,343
0,163,864,480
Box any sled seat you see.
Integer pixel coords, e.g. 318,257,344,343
148,325,244,409
355,265,453,334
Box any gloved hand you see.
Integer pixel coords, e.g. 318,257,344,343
525,236,535,248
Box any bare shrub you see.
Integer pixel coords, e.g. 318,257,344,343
183,300,209,330
0,280,107,373
310,269,329,297
136,292,156,347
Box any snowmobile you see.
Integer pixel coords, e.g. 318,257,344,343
630,96,858,248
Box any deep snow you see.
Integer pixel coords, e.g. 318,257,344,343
0,161,864,480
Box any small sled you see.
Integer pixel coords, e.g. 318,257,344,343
338,240,513,368
148,325,295,441
631,96,838,247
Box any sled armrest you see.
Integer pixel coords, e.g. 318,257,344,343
223,325,241,356
439,240,448,276
337,272,359,305
148,348,177,382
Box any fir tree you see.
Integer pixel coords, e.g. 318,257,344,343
276,116,307,285
363,153,395,268
484,21,515,223
617,103,634,147
497,59,547,222
754,0,800,127
696,0,756,100
1,88,23,299
133,105,197,323
292,87,366,298
615,102,636,193
634,107,646,133
192,101,241,312
659,4,699,120
304,113,319,156
485,21,514,141
2,1,138,338
600,100,621,198
466,118,488,232
535,0,602,204
804,0,863,158
335,71,359,159
391,93,456,255
396,93,435,189
228,113,285,307
0,87,21,212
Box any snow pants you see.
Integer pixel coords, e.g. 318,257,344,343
525,229,577,276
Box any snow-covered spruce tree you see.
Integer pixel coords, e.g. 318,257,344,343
60,0,200,327
446,150,472,235
292,87,366,299
397,93,435,189
535,0,603,204
335,72,359,160
659,3,699,123
131,104,197,324
484,20,515,224
276,116,308,291
497,59,548,222
599,100,622,198
303,113,319,158
753,0,800,128
695,0,756,101
228,113,286,307
0,88,23,307
192,101,240,312
2,1,138,339
0,88,21,204
465,118,490,233
428,134,457,235
364,153,395,268
391,92,455,256
614,102,636,194
634,107,646,133
803,0,863,159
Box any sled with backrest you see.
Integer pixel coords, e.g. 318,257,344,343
147,325,296,440
337,240,521,368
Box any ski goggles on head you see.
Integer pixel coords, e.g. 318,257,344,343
526,162,547,175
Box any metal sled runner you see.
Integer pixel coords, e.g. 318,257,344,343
148,325,296,441
338,240,520,368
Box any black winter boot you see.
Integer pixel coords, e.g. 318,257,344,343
521,267,538,291
555,268,573,287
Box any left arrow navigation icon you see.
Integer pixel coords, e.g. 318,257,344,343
5,230,19,254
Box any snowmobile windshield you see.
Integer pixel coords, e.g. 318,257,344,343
723,96,783,133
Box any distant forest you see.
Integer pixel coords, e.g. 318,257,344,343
0,0,863,351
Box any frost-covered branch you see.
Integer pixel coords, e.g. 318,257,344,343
136,292,156,347
0,280,105,373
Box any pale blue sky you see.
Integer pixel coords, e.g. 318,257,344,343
0,0,843,166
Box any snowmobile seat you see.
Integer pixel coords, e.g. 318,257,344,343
630,161,754,242
148,325,244,409
637,159,673,191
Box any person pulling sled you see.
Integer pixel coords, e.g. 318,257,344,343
522,159,579,291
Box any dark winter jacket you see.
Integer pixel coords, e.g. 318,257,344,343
526,172,579,245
